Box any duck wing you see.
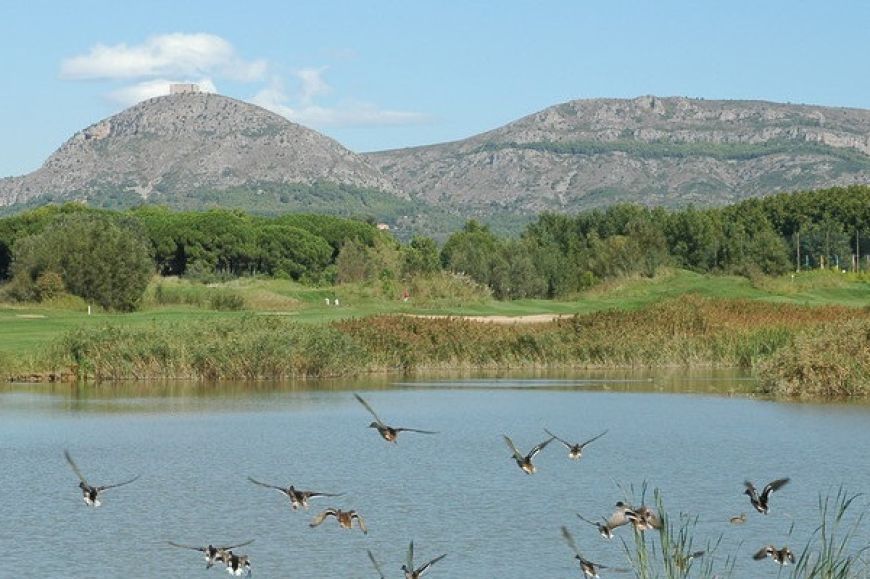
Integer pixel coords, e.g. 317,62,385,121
63,450,90,487
354,393,387,428
416,553,447,575
353,512,368,534
247,476,289,494
502,435,525,462
578,430,608,449
744,481,760,502
761,478,790,501
753,546,774,560
606,504,635,529
309,509,337,528
305,490,343,499
543,428,572,449
220,539,254,550
367,549,385,579
394,427,438,435
167,541,207,552
560,525,583,558
97,474,140,492
406,540,415,571
576,513,608,530
527,436,555,460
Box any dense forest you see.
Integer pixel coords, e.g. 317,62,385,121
0,185,867,309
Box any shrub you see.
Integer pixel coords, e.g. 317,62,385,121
757,319,870,397
209,291,246,311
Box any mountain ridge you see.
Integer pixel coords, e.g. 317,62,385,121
2,94,869,235
0,93,402,206
365,95,870,212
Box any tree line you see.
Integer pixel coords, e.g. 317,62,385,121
0,185,867,309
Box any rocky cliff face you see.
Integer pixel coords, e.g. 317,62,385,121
3,95,869,225
366,96,870,212
0,93,402,206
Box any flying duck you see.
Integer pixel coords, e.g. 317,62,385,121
503,434,554,474
576,509,631,540
753,545,795,565
744,478,790,514
168,540,254,569
247,476,342,510
544,428,608,460
310,508,368,534
629,505,662,531
64,450,140,507
402,541,447,578
561,526,628,577
354,393,437,443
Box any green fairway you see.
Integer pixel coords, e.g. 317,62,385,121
1,268,868,358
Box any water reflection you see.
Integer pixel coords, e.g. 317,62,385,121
0,368,764,415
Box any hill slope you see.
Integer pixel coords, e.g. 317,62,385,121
0,93,403,206
366,96,870,214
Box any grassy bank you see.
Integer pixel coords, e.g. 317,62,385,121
2,270,868,395
10,296,866,391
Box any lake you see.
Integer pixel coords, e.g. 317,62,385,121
1,371,868,578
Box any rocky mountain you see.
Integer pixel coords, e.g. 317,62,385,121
366,96,870,214
0,92,403,207
2,94,870,237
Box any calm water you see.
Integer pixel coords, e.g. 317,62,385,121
1,372,869,578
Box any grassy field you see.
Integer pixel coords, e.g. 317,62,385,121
1,268,868,360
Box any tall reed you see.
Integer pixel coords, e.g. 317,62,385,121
619,486,735,579
789,487,869,579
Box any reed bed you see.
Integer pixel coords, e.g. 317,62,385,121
30,296,870,395
52,317,366,381
616,486,868,579
757,319,870,398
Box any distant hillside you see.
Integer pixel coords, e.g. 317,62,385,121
366,96,870,215
0,93,403,207
2,94,869,239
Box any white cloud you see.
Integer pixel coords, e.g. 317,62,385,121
61,34,429,126
251,76,430,128
107,78,218,106
60,33,265,81
297,68,331,105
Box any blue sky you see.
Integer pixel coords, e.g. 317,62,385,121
2,0,869,177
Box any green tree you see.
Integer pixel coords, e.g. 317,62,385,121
10,213,153,311
402,236,441,277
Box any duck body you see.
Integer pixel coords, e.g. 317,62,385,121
503,434,554,475
744,478,790,514
310,508,368,534
224,552,251,576
753,545,795,565
545,429,608,461
167,539,254,570
247,477,341,510
355,393,437,444
64,450,139,508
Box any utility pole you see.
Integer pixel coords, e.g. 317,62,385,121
796,230,800,272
